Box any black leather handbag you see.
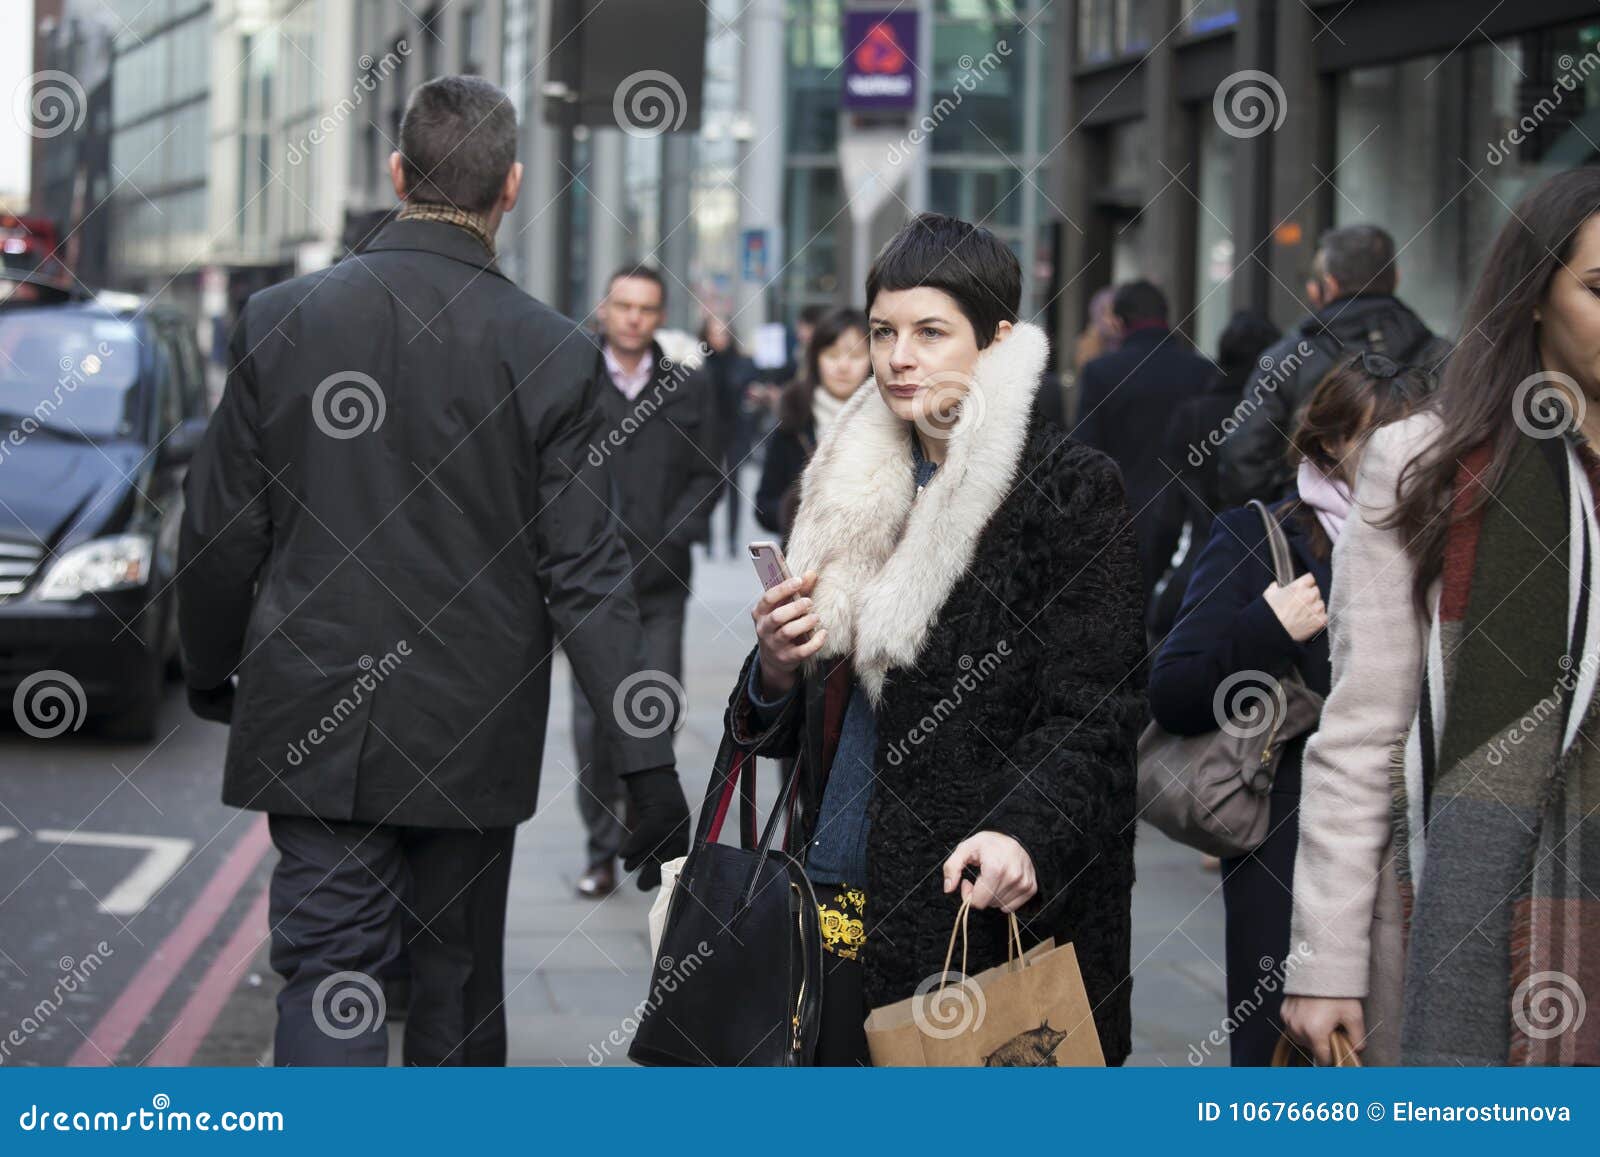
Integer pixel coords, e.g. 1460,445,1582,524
628,733,823,1066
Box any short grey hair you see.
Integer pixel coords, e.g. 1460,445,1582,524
399,76,517,212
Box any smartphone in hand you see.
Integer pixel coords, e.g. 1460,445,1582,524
747,540,793,592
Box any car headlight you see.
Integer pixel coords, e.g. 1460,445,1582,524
35,534,154,600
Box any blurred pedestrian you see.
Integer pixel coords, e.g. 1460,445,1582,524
177,76,689,1067
570,264,723,899
1147,310,1282,644
701,315,759,556
1284,168,1600,1068
1149,349,1426,1065
1072,286,1120,372
733,213,1144,1065
1218,224,1452,506
1075,280,1216,606
754,307,869,542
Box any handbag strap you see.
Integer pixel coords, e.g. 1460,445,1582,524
1247,498,1296,587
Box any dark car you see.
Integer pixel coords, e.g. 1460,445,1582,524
0,291,210,739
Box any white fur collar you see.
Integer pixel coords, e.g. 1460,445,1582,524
785,321,1048,704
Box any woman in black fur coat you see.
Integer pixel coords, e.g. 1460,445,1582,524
729,214,1146,1065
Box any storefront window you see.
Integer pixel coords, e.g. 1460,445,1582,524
783,165,844,310
1333,22,1600,338
786,0,843,156
930,166,1025,225
929,20,1026,154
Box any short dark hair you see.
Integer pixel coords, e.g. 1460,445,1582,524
797,304,829,328
866,212,1020,348
805,307,868,387
1316,224,1397,296
607,263,666,305
1111,279,1168,326
399,76,517,212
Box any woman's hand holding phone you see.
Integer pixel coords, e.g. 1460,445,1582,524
752,571,825,698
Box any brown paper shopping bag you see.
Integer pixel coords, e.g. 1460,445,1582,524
864,896,1104,1067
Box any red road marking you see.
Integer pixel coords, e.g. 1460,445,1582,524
146,883,270,1066
70,814,272,1067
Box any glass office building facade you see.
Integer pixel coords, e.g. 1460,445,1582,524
781,0,1053,320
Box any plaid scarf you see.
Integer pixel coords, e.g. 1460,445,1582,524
396,199,497,258
1393,430,1600,1065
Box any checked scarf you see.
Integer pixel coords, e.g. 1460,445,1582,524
1392,430,1600,1065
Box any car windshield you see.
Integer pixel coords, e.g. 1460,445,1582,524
0,308,142,439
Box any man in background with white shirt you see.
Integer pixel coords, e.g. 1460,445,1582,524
570,265,723,897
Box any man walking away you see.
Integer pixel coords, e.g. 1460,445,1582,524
1218,224,1450,505
1075,279,1216,608
178,76,689,1066
571,266,723,898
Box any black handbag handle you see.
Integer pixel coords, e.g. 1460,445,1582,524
696,727,808,921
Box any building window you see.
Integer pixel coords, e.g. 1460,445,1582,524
1080,0,1157,63
1079,0,1115,64
1184,0,1238,35
460,3,483,74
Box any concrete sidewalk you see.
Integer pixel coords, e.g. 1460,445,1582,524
497,533,1229,1067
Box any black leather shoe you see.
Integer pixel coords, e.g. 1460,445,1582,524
576,861,617,898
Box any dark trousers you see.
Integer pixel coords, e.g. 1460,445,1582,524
267,814,515,1066
571,594,685,867
813,950,871,1065
1220,749,1303,1066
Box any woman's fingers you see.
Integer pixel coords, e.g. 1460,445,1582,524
778,613,818,640
775,627,826,663
769,597,813,627
754,575,806,616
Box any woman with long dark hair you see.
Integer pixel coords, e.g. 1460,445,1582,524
1283,167,1600,1066
753,308,870,541
1149,351,1427,1065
